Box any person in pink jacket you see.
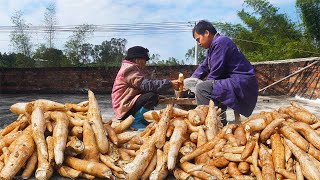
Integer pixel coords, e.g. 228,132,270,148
112,46,179,130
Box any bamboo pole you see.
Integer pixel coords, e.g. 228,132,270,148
259,60,319,93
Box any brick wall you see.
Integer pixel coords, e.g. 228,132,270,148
1,57,319,99
254,57,320,99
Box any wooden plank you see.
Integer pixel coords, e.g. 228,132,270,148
159,98,197,105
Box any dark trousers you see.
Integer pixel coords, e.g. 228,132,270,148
195,80,227,122
121,92,159,120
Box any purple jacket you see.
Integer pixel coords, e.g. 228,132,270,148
192,34,258,117
112,60,172,119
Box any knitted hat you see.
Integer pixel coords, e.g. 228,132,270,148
125,46,150,61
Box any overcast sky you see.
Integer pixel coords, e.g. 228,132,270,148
0,0,298,64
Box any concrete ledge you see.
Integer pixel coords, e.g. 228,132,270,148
252,57,320,65
1,57,319,99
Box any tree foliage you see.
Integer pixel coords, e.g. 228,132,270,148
78,43,94,65
186,0,320,63
44,2,57,48
296,0,320,48
0,53,17,68
33,44,68,67
10,11,33,58
2,0,320,68
150,57,184,66
15,53,35,68
148,53,161,65
185,46,206,64
94,38,127,67
64,24,94,66
240,0,319,61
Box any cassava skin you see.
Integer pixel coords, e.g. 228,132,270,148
87,90,109,154
0,133,34,179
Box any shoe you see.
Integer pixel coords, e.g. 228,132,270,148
131,107,150,131
185,89,195,98
131,121,147,131
221,119,228,126
219,110,228,126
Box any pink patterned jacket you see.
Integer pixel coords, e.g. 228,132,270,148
112,60,171,119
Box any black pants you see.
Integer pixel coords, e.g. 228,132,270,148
121,92,159,120
195,80,227,124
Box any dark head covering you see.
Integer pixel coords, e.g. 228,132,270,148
125,46,150,61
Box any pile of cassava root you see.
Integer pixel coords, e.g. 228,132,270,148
1,90,320,180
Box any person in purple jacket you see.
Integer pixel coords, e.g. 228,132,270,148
190,20,258,125
112,46,180,130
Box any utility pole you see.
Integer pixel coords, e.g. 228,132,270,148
194,21,198,65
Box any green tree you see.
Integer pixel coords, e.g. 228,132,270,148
212,22,250,39
296,0,320,48
186,0,320,62
236,0,308,61
0,53,17,68
33,45,67,67
148,53,161,65
95,38,127,67
79,43,94,65
154,57,183,66
91,45,102,64
33,44,46,58
15,53,35,68
10,11,33,58
186,0,318,62
185,46,207,64
44,2,57,48
212,22,257,55
64,24,94,66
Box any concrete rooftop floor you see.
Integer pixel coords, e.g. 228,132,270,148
1,93,319,127
0,93,319,179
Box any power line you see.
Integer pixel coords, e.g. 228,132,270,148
0,21,195,32
1,21,319,55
